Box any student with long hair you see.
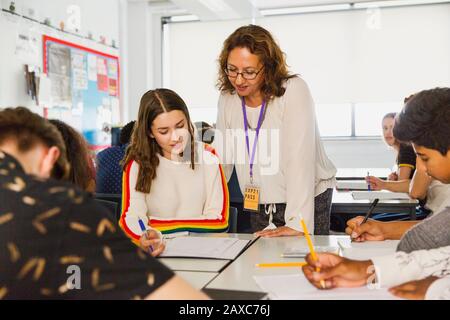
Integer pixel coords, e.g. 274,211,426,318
120,88,229,248
49,119,96,192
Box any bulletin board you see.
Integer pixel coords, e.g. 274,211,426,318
43,35,120,149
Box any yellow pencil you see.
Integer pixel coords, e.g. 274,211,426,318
301,219,326,289
255,262,307,268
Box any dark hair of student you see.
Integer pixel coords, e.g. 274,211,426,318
121,88,196,193
49,119,95,191
393,87,450,156
119,121,136,145
0,107,69,179
217,24,295,100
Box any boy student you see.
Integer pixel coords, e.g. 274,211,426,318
303,87,450,299
346,88,450,253
0,107,206,299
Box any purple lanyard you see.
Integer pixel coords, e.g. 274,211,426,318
242,97,266,184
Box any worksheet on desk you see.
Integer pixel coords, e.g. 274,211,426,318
159,236,250,259
338,239,400,260
253,274,402,300
351,191,411,200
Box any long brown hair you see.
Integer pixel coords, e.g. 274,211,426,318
121,88,196,193
217,24,295,100
49,119,95,191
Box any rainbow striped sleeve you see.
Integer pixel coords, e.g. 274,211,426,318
120,145,230,235
119,160,141,245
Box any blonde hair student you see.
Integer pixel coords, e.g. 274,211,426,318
120,88,229,249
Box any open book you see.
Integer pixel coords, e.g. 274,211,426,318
351,191,411,200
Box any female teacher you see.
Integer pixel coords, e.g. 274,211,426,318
214,24,336,237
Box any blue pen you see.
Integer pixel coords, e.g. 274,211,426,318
138,218,154,254
367,171,371,191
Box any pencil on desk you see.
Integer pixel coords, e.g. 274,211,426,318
255,262,307,268
301,219,326,289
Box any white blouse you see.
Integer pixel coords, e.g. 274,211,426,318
214,76,336,233
372,245,450,299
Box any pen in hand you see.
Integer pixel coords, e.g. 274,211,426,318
351,198,379,240
367,171,371,191
138,218,154,254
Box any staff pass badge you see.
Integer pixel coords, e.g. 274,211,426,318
244,185,260,212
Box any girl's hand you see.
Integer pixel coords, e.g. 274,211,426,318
389,276,439,300
140,229,165,257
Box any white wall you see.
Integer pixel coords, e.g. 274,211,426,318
162,3,450,168
0,0,120,115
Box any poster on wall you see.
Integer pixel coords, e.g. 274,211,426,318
48,43,72,108
43,35,120,149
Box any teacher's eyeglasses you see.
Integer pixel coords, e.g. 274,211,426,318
225,67,263,80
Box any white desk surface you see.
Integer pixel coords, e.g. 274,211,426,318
206,235,348,292
175,271,218,289
158,233,257,272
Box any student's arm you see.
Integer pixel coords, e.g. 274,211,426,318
213,94,234,181
371,245,450,288
408,157,432,200
302,246,450,290
148,146,229,234
119,160,150,243
346,216,419,241
398,166,413,180
397,208,450,253
366,176,410,192
147,276,209,300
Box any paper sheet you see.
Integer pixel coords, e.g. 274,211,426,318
336,180,369,190
338,239,399,260
160,237,250,260
282,246,339,258
352,191,411,200
254,273,402,300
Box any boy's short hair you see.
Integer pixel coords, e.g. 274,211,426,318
0,107,69,179
394,87,450,155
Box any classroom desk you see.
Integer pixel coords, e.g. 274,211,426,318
157,233,257,273
330,189,418,232
336,168,391,180
206,235,347,292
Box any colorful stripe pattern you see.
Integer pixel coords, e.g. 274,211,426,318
119,144,229,241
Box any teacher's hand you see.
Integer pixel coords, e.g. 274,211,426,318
254,226,304,238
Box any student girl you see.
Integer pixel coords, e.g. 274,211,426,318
120,88,229,246
49,119,96,192
379,112,416,181
214,24,336,236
